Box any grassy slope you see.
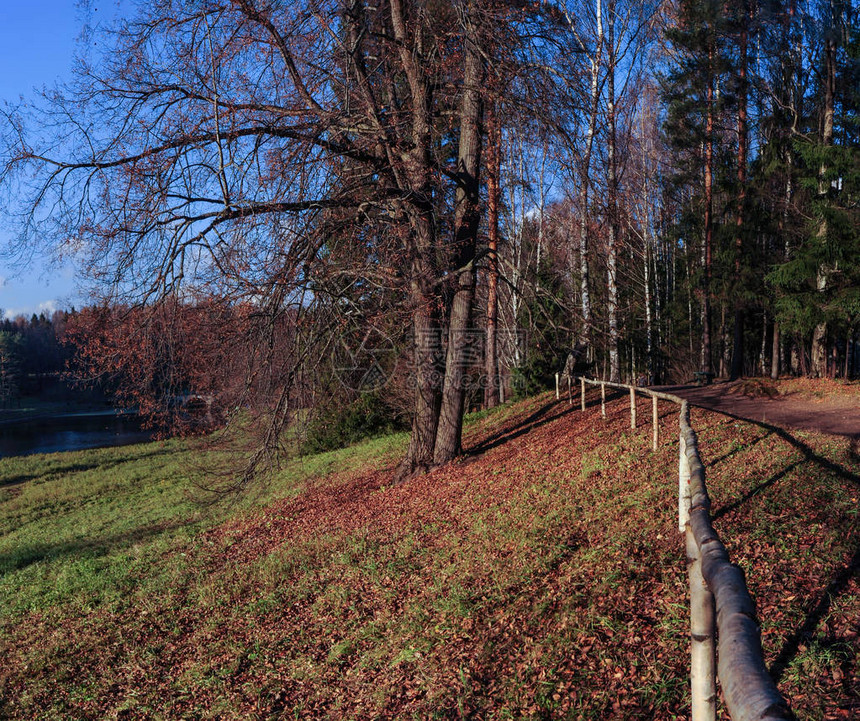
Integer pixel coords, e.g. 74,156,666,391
0,391,857,720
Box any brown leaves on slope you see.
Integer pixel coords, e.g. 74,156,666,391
2,391,858,720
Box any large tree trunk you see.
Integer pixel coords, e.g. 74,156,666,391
811,297,827,377
484,100,501,409
434,4,483,465
392,0,443,477
402,254,443,477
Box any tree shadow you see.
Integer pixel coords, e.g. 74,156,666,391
706,429,773,468
0,462,104,489
467,389,658,456
467,399,566,454
769,544,860,684
467,393,617,455
0,448,173,491
690,407,860,489
0,519,193,575
711,460,802,522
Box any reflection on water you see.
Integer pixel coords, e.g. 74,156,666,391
0,413,155,458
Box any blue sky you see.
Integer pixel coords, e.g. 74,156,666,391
0,2,118,319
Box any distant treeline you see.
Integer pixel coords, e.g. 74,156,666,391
0,311,77,405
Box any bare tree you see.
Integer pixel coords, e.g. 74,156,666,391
1,0,543,481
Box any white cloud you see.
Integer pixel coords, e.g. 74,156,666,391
38,300,58,315
3,300,58,320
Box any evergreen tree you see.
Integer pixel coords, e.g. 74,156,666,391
0,332,22,408
662,0,733,375
766,0,860,376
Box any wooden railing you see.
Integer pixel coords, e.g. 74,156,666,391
560,375,794,721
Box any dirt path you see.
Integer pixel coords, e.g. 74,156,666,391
656,379,860,439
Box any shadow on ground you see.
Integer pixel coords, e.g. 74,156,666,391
0,519,194,575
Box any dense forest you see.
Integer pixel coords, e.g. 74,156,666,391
1,0,857,478
0,311,75,407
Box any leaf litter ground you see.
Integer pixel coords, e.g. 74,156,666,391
0,388,857,719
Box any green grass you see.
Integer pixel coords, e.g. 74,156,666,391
0,430,408,619
0,440,198,613
0,392,857,719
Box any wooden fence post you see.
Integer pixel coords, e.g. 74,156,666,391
630,387,636,429
652,396,658,452
555,372,559,400
580,378,586,411
601,383,606,419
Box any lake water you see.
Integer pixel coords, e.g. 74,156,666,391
0,412,154,458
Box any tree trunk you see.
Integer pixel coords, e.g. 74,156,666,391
644,236,654,385
701,49,715,374
731,310,744,378
392,0,443,478
687,240,695,359
730,1,749,381
484,101,501,410
434,5,483,465
606,1,620,383
798,336,809,376
771,322,781,379
576,0,603,348
402,264,443,477
811,29,836,378
640,107,656,385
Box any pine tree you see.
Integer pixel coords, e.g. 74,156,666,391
766,0,860,377
0,332,22,408
662,0,732,375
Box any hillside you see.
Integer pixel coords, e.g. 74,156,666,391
0,390,857,719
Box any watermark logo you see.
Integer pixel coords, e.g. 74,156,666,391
332,326,527,392
332,325,398,392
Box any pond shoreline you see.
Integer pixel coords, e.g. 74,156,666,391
0,409,153,458
0,407,136,427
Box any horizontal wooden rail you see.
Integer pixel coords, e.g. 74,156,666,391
571,376,794,721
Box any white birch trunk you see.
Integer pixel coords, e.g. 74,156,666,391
606,2,620,383
629,387,636,429
652,396,658,451
577,0,603,346
601,382,606,419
